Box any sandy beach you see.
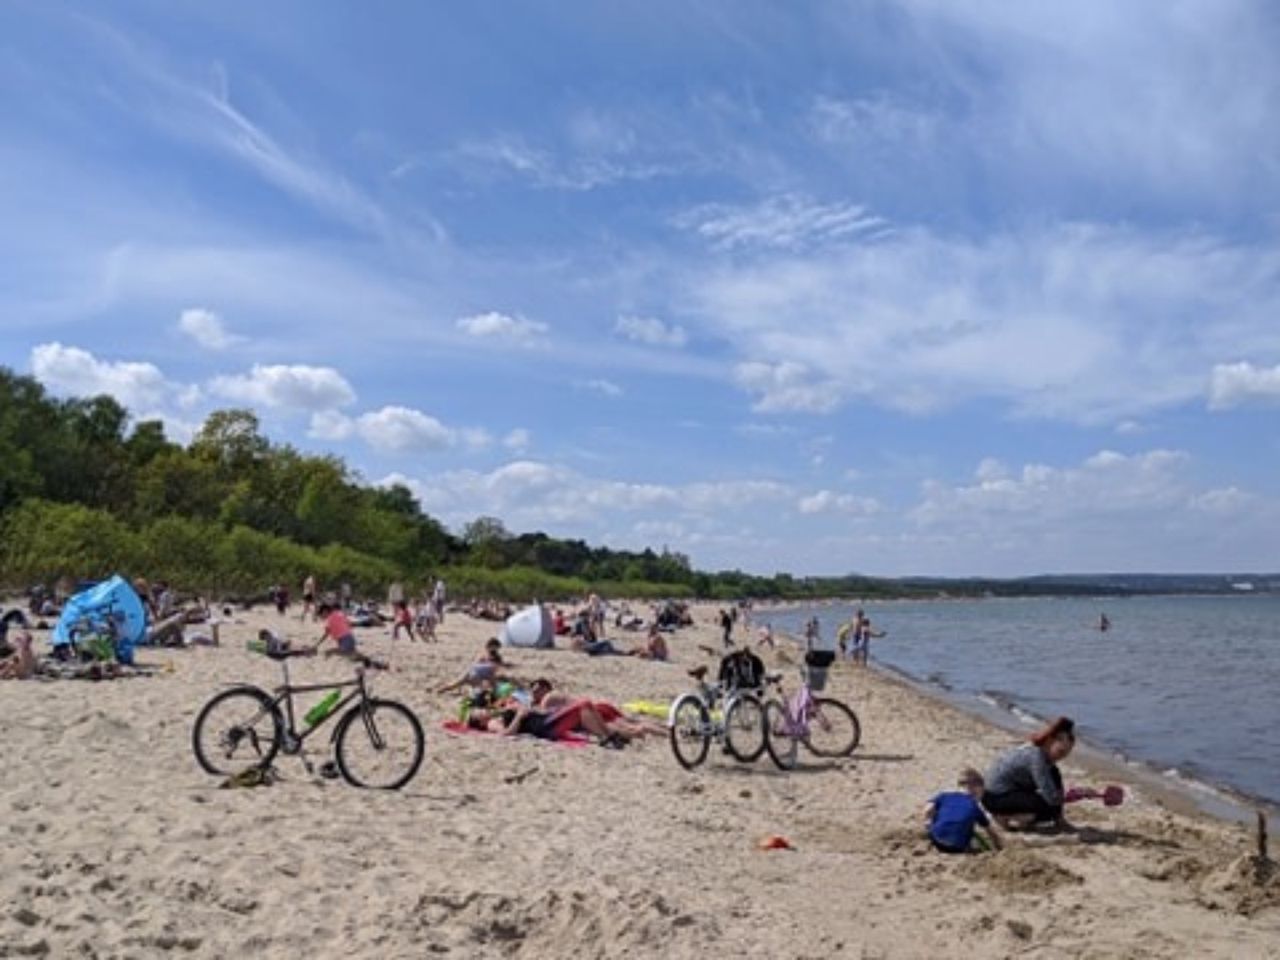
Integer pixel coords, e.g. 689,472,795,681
2,600,1277,959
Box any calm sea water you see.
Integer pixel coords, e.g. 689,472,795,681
765,595,1280,807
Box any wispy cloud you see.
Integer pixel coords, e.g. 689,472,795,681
677,194,886,251
614,315,687,347
578,378,623,398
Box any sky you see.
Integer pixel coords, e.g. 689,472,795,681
2,1,1279,578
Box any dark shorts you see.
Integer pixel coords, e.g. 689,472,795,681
303,593,315,604
337,634,356,655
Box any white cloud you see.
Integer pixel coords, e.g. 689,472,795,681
694,224,1280,423
456,311,549,343
797,490,881,516
677,194,885,251
353,406,454,453
177,307,241,350
307,410,354,441
614,315,688,347
209,364,356,411
1208,362,1280,410
912,449,1193,529
30,342,172,410
578,378,623,397
503,428,532,452
312,405,490,454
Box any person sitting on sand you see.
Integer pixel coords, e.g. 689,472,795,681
983,716,1076,831
311,602,358,657
0,630,36,680
629,627,669,661
925,767,1003,854
437,639,509,694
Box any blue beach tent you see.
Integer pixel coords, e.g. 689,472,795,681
52,575,147,664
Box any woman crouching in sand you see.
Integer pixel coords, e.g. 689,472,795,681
982,716,1076,832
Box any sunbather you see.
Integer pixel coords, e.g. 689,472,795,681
437,639,509,694
0,631,36,680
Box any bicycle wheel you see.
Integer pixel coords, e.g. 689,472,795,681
723,692,766,763
803,697,861,757
333,699,425,790
762,699,799,771
192,686,284,777
668,694,711,770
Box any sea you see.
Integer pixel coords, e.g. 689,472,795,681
762,595,1280,811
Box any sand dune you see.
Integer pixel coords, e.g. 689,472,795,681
2,601,1277,958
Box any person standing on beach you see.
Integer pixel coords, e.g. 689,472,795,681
432,576,447,626
300,574,317,622
855,616,886,666
720,608,734,648
983,716,1076,831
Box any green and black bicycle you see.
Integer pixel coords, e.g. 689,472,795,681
192,647,424,790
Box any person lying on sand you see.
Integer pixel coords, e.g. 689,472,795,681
526,680,666,744
925,767,1003,854
0,631,36,680
466,697,664,746
983,716,1077,832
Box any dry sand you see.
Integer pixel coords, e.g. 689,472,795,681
2,600,1278,959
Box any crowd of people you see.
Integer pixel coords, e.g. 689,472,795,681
5,575,1112,859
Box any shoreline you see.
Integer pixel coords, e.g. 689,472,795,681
868,657,1276,827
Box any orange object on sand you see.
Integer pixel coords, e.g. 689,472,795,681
759,835,793,851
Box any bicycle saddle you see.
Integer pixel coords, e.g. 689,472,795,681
687,665,709,681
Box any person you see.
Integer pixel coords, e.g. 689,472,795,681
416,600,439,642
629,627,669,661
719,608,734,648
719,643,765,692
432,577,447,625
983,716,1077,831
757,622,775,649
0,630,36,680
588,592,606,639
1099,613,1111,632
925,768,1003,854
300,574,317,622
390,600,417,642
552,608,568,635
312,602,358,658
437,639,507,694
854,617,886,666
271,584,289,616
470,696,664,745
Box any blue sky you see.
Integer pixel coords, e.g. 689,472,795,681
3,0,1280,577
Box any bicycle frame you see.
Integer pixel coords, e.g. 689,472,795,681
261,658,369,745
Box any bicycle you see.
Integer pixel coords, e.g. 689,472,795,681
761,668,861,770
668,665,767,770
191,647,425,790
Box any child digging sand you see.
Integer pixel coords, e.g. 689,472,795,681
925,767,1003,854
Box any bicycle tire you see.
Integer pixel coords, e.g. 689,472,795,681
192,686,284,777
668,694,711,770
762,699,799,771
723,692,766,763
803,697,861,757
333,698,425,790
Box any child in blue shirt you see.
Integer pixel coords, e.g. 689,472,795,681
925,767,1003,854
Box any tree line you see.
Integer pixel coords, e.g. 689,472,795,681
2,366,898,601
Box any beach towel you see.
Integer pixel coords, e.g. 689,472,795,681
440,720,591,748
